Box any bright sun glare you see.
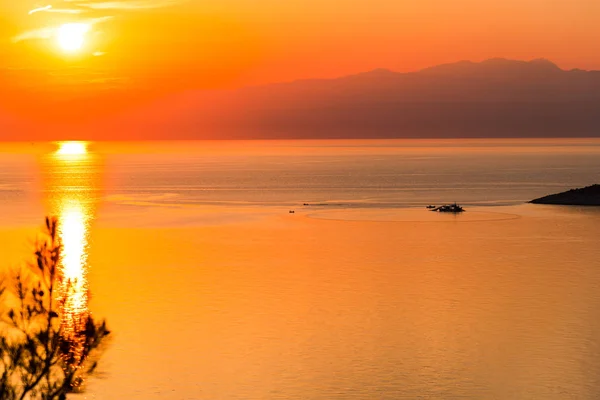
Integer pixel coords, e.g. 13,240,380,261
56,23,90,53
57,142,88,156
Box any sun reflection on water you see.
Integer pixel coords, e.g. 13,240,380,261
58,200,90,329
56,141,88,157
44,141,99,361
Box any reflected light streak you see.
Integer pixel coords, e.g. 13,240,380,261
56,141,88,157
59,200,89,319
50,145,95,363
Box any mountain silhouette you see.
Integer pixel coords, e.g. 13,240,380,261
108,58,600,139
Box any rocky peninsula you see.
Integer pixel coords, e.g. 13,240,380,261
530,184,600,206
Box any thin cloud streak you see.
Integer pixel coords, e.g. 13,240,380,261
29,5,52,14
30,7,85,14
26,0,183,17
13,27,55,42
71,0,185,10
13,16,113,43
15,0,181,51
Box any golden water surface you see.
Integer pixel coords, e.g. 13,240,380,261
1,139,600,399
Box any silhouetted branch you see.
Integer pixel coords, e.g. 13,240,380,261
0,217,110,400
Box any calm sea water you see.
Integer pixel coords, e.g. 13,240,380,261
1,139,600,399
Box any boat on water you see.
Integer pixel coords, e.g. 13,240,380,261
428,203,465,213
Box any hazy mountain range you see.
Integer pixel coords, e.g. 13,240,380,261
4,58,600,140
109,58,600,139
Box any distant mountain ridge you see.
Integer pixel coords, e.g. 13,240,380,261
106,58,600,140
419,58,563,75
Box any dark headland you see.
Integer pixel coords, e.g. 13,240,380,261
530,185,600,206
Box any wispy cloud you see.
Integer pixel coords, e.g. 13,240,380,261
25,0,184,17
16,0,184,45
73,0,185,10
13,27,56,42
29,5,84,14
29,5,52,14
13,16,113,43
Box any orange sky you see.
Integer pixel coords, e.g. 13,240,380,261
1,0,600,133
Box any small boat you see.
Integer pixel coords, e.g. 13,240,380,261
426,205,436,209
430,203,465,213
289,210,295,214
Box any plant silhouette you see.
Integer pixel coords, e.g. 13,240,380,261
0,217,110,400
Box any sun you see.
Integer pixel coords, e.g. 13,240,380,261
56,23,90,53
57,142,88,156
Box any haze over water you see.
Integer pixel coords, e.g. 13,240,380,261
1,139,600,399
